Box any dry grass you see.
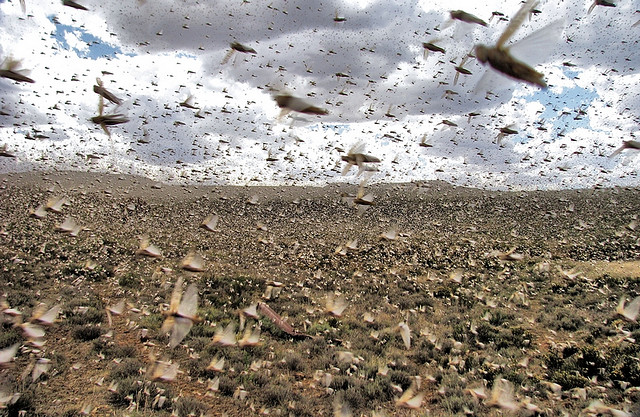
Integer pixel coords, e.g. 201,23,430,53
0,171,639,416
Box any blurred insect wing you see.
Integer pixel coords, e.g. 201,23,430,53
242,303,259,319
509,19,565,70
35,304,61,325
169,276,184,314
397,322,411,349
397,385,423,409
213,323,237,346
496,0,539,47
181,252,205,272
62,0,88,10
0,343,19,367
208,377,220,392
55,217,76,233
617,296,640,321
450,10,487,26
46,196,66,213
108,300,126,316
168,316,194,348
403,391,424,409
160,315,175,335
200,214,219,232
488,378,519,410
467,385,488,400
207,356,225,372
21,322,45,341
32,358,51,382
177,283,199,319
152,360,178,381
239,326,261,347
327,294,347,317
137,237,163,258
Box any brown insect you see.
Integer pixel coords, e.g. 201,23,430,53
62,0,88,10
453,53,473,85
0,57,34,83
91,94,129,136
341,142,381,175
450,10,487,26
422,41,445,59
475,0,564,89
221,41,257,65
274,93,328,120
161,277,202,348
609,140,640,158
93,78,121,105
588,0,616,14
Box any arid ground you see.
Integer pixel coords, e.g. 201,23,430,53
1,171,639,417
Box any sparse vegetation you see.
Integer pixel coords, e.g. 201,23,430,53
72,325,102,341
1,175,639,416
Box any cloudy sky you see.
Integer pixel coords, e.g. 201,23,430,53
0,0,638,190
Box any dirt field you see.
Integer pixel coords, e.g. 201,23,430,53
1,171,639,416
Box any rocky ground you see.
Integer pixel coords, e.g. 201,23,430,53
0,171,639,417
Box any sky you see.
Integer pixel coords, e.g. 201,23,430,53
0,0,639,190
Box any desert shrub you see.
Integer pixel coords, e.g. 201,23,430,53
395,293,433,310
433,285,454,299
173,396,208,417
330,375,356,391
284,352,305,372
451,323,467,343
289,397,316,417
546,345,614,388
62,263,109,282
139,313,163,331
441,393,475,415
488,310,514,326
201,275,261,309
551,309,585,331
475,323,498,345
109,378,172,410
93,340,136,359
4,390,36,417
363,378,394,403
118,273,140,289
72,325,102,341
343,385,368,410
550,370,589,389
239,372,269,389
64,300,103,325
110,358,144,380
608,343,640,385
0,328,21,349
189,323,217,338
263,383,295,406
495,327,533,350
389,370,412,391
217,376,236,396
411,338,437,365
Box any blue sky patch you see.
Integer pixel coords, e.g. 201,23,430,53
521,77,599,143
48,15,129,60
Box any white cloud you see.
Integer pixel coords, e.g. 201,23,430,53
0,0,638,190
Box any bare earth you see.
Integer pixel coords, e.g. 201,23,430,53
1,171,639,417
